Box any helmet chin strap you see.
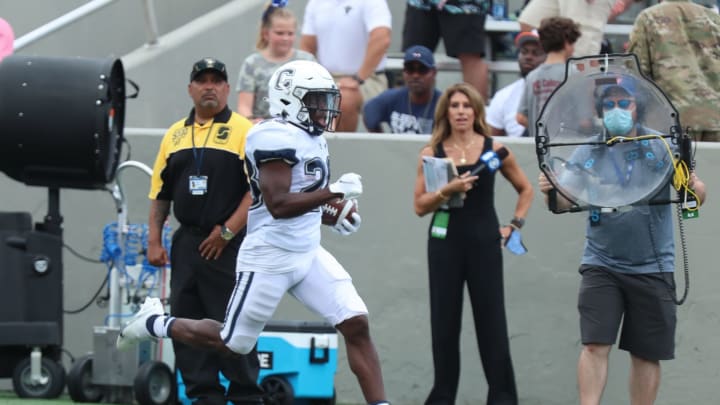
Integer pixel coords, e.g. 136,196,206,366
286,119,324,136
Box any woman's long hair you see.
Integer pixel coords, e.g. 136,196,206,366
428,82,490,153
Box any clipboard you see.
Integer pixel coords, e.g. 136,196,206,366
422,156,465,208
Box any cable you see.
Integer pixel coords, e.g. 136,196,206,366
673,202,690,305
63,242,104,264
61,348,76,364
64,263,111,314
606,133,701,209
121,137,132,161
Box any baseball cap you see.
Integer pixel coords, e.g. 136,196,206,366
515,30,540,48
404,45,435,69
600,76,638,99
190,57,228,82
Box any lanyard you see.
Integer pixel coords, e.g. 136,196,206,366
191,121,215,176
609,148,634,186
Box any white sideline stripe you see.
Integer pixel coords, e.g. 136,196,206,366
121,0,266,70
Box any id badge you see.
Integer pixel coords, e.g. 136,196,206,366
189,175,208,195
431,211,449,239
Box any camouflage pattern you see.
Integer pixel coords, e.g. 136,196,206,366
628,0,720,133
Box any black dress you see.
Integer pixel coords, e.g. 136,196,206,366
425,136,518,405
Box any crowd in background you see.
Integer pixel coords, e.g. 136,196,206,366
231,0,719,142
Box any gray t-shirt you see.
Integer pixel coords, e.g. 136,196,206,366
564,133,676,274
235,49,315,119
517,63,567,138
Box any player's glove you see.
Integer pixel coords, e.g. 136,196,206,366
329,172,362,200
332,212,362,236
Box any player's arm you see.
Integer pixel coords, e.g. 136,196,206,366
259,159,341,218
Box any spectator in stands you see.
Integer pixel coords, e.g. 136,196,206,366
486,30,546,137
518,0,636,57
300,0,392,132
628,0,720,141
0,17,14,62
517,17,580,138
402,0,490,100
363,45,441,134
236,1,314,123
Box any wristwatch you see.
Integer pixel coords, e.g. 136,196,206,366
351,74,365,85
510,217,525,229
220,225,235,241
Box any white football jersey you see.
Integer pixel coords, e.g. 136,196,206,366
243,119,330,252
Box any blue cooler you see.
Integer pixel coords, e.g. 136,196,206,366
178,320,338,405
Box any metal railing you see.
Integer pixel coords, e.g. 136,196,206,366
13,0,159,52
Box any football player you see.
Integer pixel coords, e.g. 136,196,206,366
117,60,390,405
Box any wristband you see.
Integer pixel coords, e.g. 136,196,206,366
436,190,449,201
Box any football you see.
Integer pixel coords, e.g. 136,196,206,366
321,198,358,226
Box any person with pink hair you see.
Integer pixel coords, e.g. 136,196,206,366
0,17,15,62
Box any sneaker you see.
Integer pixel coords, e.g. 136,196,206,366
116,296,164,350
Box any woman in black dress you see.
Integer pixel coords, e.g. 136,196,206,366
413,82,534,405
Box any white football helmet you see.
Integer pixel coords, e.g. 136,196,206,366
267,60,341,136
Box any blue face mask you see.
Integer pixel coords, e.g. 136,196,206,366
603,108,634,135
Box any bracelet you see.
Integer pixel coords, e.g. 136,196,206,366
510,217,525,229
436,190,450,201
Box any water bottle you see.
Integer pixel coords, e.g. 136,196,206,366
491,0,507,20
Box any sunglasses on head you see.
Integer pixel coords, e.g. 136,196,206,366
403,64,431,75
602,99,634,110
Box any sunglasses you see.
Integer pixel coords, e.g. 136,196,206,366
403,64,431,75
602,99,634,110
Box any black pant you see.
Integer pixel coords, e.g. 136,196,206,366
425,236,517,405
171,226,263,405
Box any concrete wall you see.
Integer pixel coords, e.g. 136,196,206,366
0,135,718,405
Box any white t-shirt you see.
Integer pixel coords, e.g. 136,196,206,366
243,119,329,253
301,0,391,74
486,78,527,138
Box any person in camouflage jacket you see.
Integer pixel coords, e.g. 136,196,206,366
628,0,720,141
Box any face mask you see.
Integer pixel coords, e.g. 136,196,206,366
603,108,634,135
